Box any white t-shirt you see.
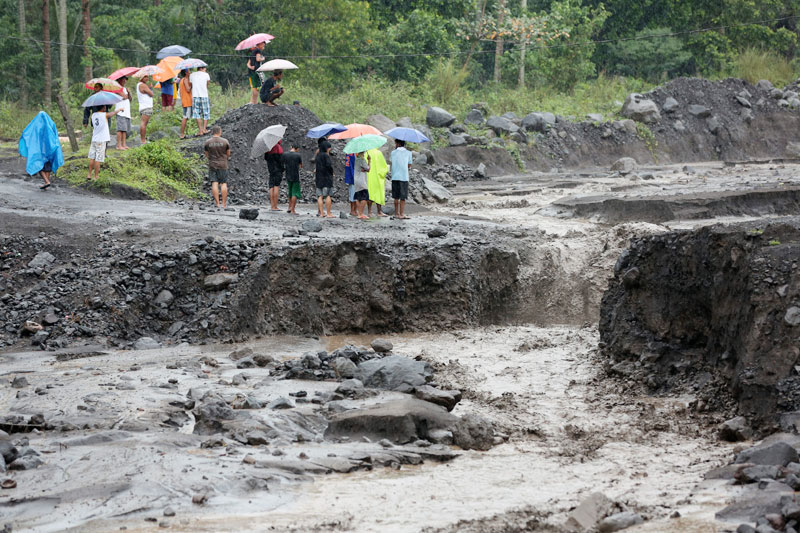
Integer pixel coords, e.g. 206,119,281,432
115,88,131,118
91,111,110,143
137,83,153,110
189,71,210,98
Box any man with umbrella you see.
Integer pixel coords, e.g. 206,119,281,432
247,42,266,105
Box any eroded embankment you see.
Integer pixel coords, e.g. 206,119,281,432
599,218,800,430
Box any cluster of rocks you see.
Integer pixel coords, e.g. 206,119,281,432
563,492,644,533
1,434,44,473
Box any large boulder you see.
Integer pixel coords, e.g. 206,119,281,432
735,441,799,467
521,112,556,132
448,132,467,146
355,355,432,392
464,109,485,126
367,114,396,133
486,115,519,135
28,252,56,269
688,104,712,117
426,106,456,128
421,177,453,203
204,273,239,290
610,157,637,175
620,93,661,123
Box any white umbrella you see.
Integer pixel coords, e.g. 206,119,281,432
251,124,287,159
256,59,299,72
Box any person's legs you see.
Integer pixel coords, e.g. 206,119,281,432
116,130,123,149
325,195,333,217
212,181,220,207
377,203,386,217
289,196,297,214
180,117,187,138
140,113,150,143
399,199,406,218
270,187,279,210
394,198,399,215
317,195,324,216
221,183,228,208
250,87,258,105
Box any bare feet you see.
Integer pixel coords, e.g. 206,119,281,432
377,212,388,217
326,214,336,218
358,215,369,220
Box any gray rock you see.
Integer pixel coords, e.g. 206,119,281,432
355,355,433,392
396,116,413,128
475,163,487,179
426,106,456,128
8,455,44,470
335,378,365,395
253,354,274,367
11,376,29,388
770,88,785,99
448,132,467,146
43,313,59,325
501,111,520,123
737,525,757,533
735,441,799,466
371,339,393,353
510,131,527,144
428,429,453,445
229,347,253,361
564,492,614,532
611,157,637,175
332,357,357,379
786,142,800,158
268,397,295,410
414,385,461,411
464,109,485,126
486,115,519,135
612,119,637,134
367,113,396,133
239,208,259,220
421,177,453,203
721,416,753,442
598,511,644,533
688,104,712,117
673,120,686,132
427,227,449,238
736,96,752,108
451,412,494,451
779,99,790,108
133,337,161,350
586,113,604,122
756,79,774,91
621,93,661,123
154,289,174,307
302,220,323,233
785,307,800,326
739,465,780,483
28,251,56,268
742,109,754,123
707,116,721,134
663,97,679,113
522,112,556,133
204,273,239,290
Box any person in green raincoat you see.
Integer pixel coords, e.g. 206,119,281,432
366,147,388,217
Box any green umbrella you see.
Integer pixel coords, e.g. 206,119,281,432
343,134,386,154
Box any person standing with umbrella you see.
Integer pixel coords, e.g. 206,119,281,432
115,76,132,150
136,75,154,144
190,66,211,135
247,42,266,105
265,140,284,211
83,83,103,128
88,103,122,181
178,69,192,139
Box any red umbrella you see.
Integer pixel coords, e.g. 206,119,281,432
329,123,382,140
108,66,140,80
235,33,275,51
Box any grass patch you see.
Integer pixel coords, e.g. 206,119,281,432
635,122,658,161
722,48,798,87
59,140,206,201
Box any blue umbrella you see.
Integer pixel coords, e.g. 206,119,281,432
307,123,347,139
156,45,191,59
384,127,430,143
81,91,122,108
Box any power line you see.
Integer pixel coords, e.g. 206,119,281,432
1,14,797,61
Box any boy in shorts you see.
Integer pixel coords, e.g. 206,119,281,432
389,139,413,219
88,105,121,181
283,144,303,214
314,144,334,218
204,126,231,208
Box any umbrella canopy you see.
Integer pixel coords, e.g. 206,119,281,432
343,134,387,154
329,123,382,140
307,123,347,139
384,127,431,143
153,56,182,82
175,58,207,71
235,33,275,51
132,65,163,78
256,59,299,72
84,77,122,93
250,124,287,159
156,45,191,59
108,66,140,80
82,91,122,108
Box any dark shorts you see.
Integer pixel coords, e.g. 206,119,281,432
391,180,409,201
249,71,261,89
41,161,52,173
287,181,301,198
161,93,174,107
210,168,228,184
353,189,369,201
269,175,282,188
316,187,332,198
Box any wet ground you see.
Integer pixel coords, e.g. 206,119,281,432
2,158,794,531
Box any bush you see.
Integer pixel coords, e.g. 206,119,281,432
727,47,798,87
605,27,692,82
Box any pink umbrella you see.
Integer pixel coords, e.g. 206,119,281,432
108,66,140,80
235,33,275,51
132,65,164,78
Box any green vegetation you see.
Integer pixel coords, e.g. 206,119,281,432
59,140,206,201
769,239,782,246
726,48,798,88
635,122,658,161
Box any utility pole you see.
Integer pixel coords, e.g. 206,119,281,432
43,0,52,106
518,0,527,88
57,0,68,92
493,0,505,83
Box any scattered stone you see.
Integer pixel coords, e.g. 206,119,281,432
367,114,396,133
486,115,519,135
522,112,556,133
203,273,239,290
11,377,29,389
663,97,679,113
475,163,487,179
784,307,800,326
301,220,323,233
355,355,432,392
448,132,467,146
735,441,799,466
621,93,661,123
427,227,449,238
738,465,780,483
720,416,753,442
163,507,176,517
598,511,644,533
42,313,59,326
756,79,774,91
229,347,253,361
28,251,55,269
238,208,259,220
414,385,461,411
192,493,208,505
707,116,721,134
371,339,393,353
332,357,357,379
610,157,637,175
426,106,456,128
21,321,42,334
736,96,752,108
154,290,174,307
688,104,712,118
335,379,365,395
464,109,485,126
133,337,160,350
564,492,614,532
586,113,604,122
268,397,295,410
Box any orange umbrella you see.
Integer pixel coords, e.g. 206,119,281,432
152,56,182,82
328,123,382,140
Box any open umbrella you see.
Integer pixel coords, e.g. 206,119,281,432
82,91,122,108
256,59,299,72
235,33,275,51
329,123,382,140
84,77,122,92
156,45,191,59
384,127,430,143
108,66,140,80
153,56,182,82
307,123,347,139
175,58,207,71
250,124,286,159
132,65,164,78
343,134,387,154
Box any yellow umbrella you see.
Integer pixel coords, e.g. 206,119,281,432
152,56,182,82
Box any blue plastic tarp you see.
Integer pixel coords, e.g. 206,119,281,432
18,111,65,177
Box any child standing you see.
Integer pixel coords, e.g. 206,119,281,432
283,144,303,215
265,140,284,211
314,144,334,218
353,152,370,220
88,105,121,181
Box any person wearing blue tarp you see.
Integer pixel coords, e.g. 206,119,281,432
19,111,64,190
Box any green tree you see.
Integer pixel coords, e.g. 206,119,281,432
605,27,692,81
